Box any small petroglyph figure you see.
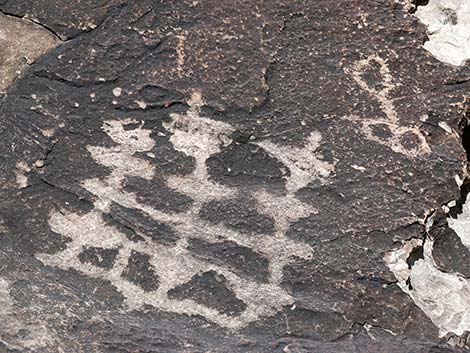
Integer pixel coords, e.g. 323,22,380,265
344,54,431,158
254,131,334,193
37,92,333,329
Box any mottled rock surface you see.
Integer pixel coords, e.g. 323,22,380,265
0,12,59,93
0,0,469,352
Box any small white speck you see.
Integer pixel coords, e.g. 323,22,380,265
112,87,122,97
351,164,366,172
438,121,452,134
136,100,147,109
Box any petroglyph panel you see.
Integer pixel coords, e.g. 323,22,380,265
36,94,337,329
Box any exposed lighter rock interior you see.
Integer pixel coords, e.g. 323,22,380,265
448,193,470,248
384,236,470,337
0,13,59,92
415,0,470,66
382,1,470,340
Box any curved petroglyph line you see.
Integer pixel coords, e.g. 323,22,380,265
254,131,335,193
343,54,431,158
36,92,335,329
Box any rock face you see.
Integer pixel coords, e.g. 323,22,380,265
0,1,469,352
0,12,59,93
415,0,470,66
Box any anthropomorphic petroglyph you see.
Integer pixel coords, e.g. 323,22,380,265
344,54,431,158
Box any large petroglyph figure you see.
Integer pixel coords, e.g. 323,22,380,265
0,0,469,352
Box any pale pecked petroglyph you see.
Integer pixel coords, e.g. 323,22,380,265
255,131,334,193
36,92,334,329
344,54,431,158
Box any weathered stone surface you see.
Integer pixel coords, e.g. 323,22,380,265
121,250,160,292
0,0,469,352
0,12,59,93
187,238,271,283
431,213,470,278
0,0,127,40
168,270,247,317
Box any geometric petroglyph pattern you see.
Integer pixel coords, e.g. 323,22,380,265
37,92,335,329
343,54,432,158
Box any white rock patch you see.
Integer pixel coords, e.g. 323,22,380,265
448,193,470,248
415,0,470,66
385,236,470,337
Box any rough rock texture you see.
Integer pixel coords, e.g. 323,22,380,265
415,0,470,66
0,12,59,93
0,0,469,352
